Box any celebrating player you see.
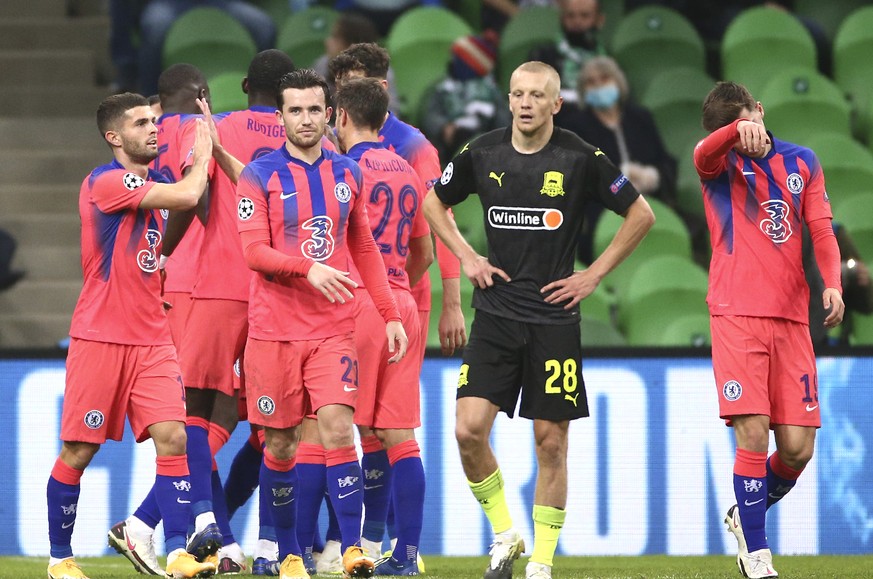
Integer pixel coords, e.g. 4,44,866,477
423,61,654,579
235,68,407,579
694,81,844,578
46,93,215,579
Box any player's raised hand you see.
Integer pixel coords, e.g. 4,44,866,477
385,320,408,364
196,97,221,148
462,254,511,289
736,119,770,157
541,268,599,309
823,287,845,328
191,118,213,165
306,262,358,304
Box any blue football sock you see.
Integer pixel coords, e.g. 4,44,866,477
212,469,236,545
734,448,768,553
326,446,364,551
765,452,799,509
132,487,161,529
388,442,424,563
261,452,300,559
258,455,277,542
325,488,342,543
361,445,392,544
154,455,192,553
295,460,326,554
186,420,213,518
47,463,82,559
224,437,262,520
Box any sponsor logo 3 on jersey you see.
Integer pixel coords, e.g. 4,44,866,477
540,171,565,197
488,206,563,230
759,199,792,244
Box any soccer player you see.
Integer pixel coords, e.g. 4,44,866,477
693,81,845,578
47,92,216,579
235,68,407,579
107,63,211,577
172,49,297,573
327,43,463,568
423,61,655,579
334,76,433,576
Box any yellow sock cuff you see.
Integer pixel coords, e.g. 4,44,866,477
531,505,565,567
468,469,504,500
468,469,513,534
532,505,566,529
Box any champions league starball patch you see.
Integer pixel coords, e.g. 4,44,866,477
440,162,454,185
122,172,146,191
237,198,254,221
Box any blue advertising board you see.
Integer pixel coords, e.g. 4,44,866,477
2,354,871,556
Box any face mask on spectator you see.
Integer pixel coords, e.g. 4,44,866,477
565,27,598,50
585,82,619,109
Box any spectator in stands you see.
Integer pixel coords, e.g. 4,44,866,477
333,0,443,37
480,0,557,42
0,227,24,292
528,0,607,104
108,1,276,96
421,35,510,163
312,11,400,113
805,223,872,347
559,56,677,263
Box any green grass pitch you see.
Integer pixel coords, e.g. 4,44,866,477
12,554,873,578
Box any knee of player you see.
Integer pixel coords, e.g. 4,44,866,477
777,444,814,470
455,421,490,450
535,436,568,465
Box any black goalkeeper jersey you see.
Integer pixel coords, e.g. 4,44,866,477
434,126,639,324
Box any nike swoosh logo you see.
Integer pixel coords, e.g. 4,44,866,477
177,498,191,504
744,498,764,506
280,191,297,200
61,521,75,529
343,385,357,392
337,489,361,499
806,404,819,411
742,171,756,176
363,484,383,490
272,499,294,506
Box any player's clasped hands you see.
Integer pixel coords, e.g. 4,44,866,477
306,262,358,304
541,269,600,310
462,254,510,289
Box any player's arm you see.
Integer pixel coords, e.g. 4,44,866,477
197,97,246,184
139,118,211,210
406,233,434,288
423,187,510,289
543,196,655,309
809,217,845,327
434,215,467,354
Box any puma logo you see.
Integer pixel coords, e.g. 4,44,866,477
489,171,505,187
565,392,579,407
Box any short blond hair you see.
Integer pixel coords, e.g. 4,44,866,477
511,61,561,98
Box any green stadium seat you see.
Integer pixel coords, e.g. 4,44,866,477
850,312,873,346
276,6,339,69
833,6,873,140
386,7,472,124
608,6,705,97
721,6,817,97
760,67,851,145
640,66,713,160
497,6,560,91
832,194,873,263
597,0,626,48
208,71,247,113
675,143,705,217
578,281,615,325
617,255,709,345
251,0,292,28
163,7,258,80
581,316,627,347
794,0,869,41
594,196,693,298
804,134,873,206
